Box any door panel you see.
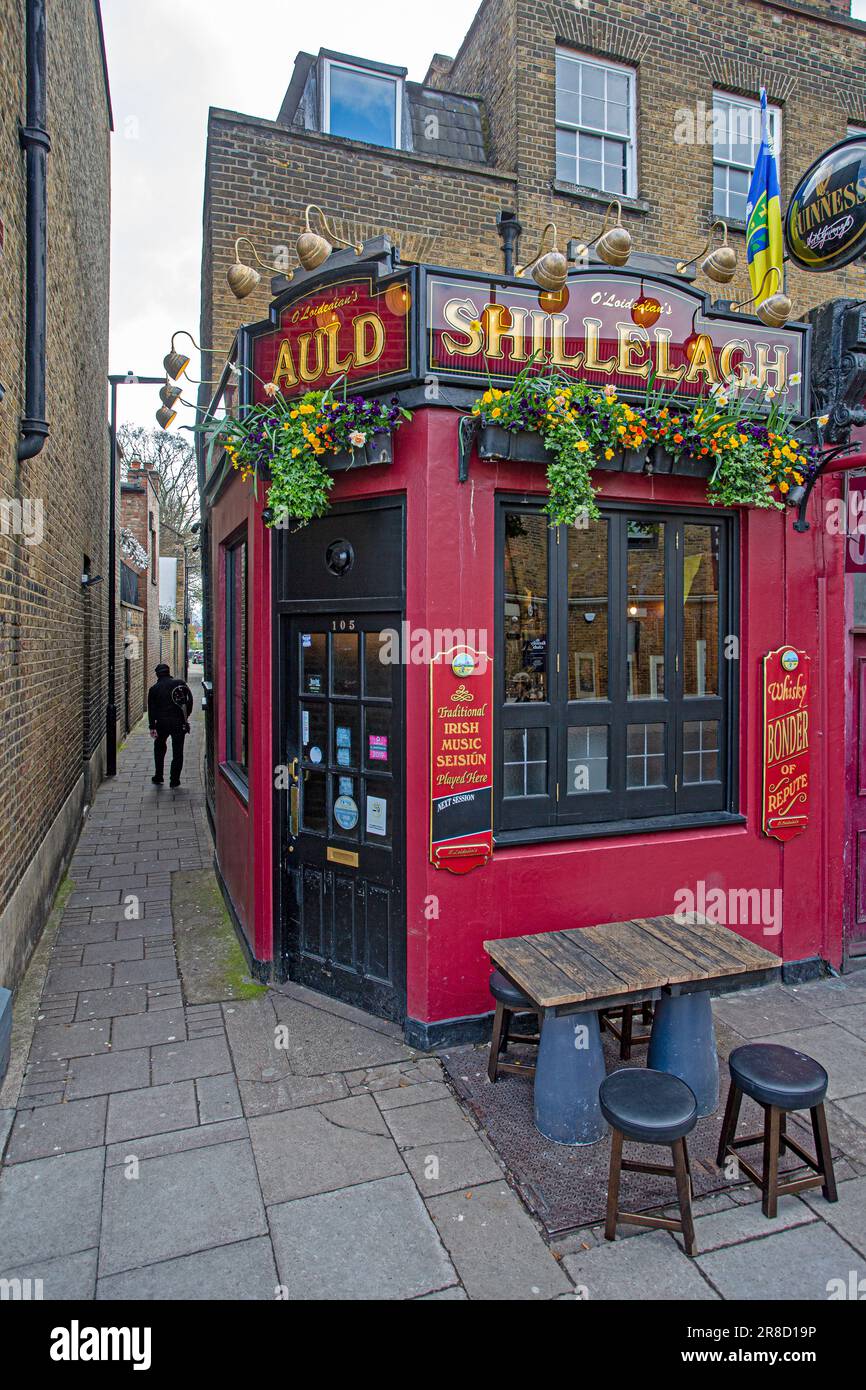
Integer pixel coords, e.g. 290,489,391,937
283,613,405,1020
848,639,866,955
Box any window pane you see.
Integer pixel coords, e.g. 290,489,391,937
581,95,605,129
581,64,605,99
626,521,665,699
332,632,359,696
503,727,548,798
331,774,359,838
301,769,326,832
556,54,580,93
683,720,720,784
557,152,578,184
607,72,629,107
626,723,666,788
332,708,359,769
606,100,629,136
302,632,327,695
568,518,608,699
364,706,392,771
364,631,392,698
503,511,549,702
557,88,580,126
328,65,396,148
227,541,247,769
579,131,603,162
301,702,327,761
683,525,720,696
567,725,609,793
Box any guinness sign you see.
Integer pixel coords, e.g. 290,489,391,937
785,136,866,273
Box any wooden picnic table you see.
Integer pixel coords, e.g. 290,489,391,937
484,913,782,1146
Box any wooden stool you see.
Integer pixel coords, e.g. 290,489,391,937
600,1068,699,1257
487,969,541,1083
600,1002,655,1060
717,1043,838,1220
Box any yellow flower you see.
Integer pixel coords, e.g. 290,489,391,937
290,410,299,419
291,447,300,457
491,407,501,418
299,403,315,415
604,448,614,460
470,319,482,332
576,439,589,453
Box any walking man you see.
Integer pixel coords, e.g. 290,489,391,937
148,663,194,788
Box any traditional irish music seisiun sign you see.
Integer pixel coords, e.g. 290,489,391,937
762,646,810,843
430,646,493,875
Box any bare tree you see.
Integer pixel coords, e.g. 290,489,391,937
117,425,200,535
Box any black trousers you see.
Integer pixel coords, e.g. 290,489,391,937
154,723,186,785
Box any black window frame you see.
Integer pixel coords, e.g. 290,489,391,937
494,497,741,846
224,531,249,783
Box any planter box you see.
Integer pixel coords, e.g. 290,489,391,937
672,452,716,479
619,449,648,473
0,986,11,1085
329,430,393,472
646,443,673,474
476,425,549,465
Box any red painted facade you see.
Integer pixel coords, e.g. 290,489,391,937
208,401,850,1027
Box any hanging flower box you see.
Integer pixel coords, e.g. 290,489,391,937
329,430,393,472
476,425,549,465
468,371,821,522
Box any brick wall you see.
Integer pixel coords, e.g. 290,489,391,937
0,0,112,987
201,0,866,364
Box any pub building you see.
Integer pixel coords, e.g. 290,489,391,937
196,198,866,1048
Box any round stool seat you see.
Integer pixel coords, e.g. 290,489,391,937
489,969,533,1009
729,1043,828,1111
600,1068,698,1145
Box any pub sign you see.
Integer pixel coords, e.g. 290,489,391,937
762,647,811,842
430,646,493,875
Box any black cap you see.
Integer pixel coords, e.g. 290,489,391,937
155,663,170,677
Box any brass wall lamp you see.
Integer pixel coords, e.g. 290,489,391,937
677,220,737,284
515,223,568,291
227,237,291,301
296,205,362,272
573,201,632,267
731,266,792,327
163,330,219,382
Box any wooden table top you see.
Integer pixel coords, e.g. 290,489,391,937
484,914,782,1010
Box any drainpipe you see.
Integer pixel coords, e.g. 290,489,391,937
496,210,522,276
18,0,50,462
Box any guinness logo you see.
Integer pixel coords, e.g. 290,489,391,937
786,135,866,273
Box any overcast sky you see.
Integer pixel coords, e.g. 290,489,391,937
102,0,866,431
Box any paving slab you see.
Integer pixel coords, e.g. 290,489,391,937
106,1082,199,1144
75,986,148,1020
113,958,179,986
248,1094,403,1204
238,1073,349,1117
427,1181,571,1300
803,1174,866,1258
374,1080,452,1110
712,985,827,1039
151,1036,232,1084
270,995,413,1076
696,1219,861,1299
29,1019,111,1062
105,1117,249,1165
96,1236,278,1300
690,1195,816,1251
222,997,288,1082
268,1174,456,1300
401,1136,503,1197
82,940,144,966
110,1010,186,1051
829,1003,866,1042
750,1023,866,1100
0,1148,105,1266
45,964,112,994
196,1074,243,1124
382,1096,480,1148
0,1248,98,1300
6,1097,107,1162
65,1048,150,1100
562,1230,718,1300
99,1138,267,1276
786,978,866,1012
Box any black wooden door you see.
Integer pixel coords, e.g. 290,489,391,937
283,613,405,1021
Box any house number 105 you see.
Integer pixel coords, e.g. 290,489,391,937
331,619,356,631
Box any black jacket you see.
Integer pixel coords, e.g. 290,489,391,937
148,675,193,731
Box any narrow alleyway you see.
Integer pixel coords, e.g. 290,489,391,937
1,680,866,1299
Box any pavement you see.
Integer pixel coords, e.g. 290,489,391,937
1,675,866,1300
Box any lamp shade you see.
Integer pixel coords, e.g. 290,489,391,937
163,350,190,381
156,405,177,430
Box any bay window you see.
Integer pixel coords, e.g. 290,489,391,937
496,501,739,840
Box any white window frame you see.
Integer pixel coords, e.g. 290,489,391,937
555,49,637,199
321,58,402,150
712,91,781,224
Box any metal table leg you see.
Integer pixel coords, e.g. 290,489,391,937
533,1007,607,1145
647,990,720,1116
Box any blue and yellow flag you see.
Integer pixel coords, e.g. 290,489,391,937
745,89,784,304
